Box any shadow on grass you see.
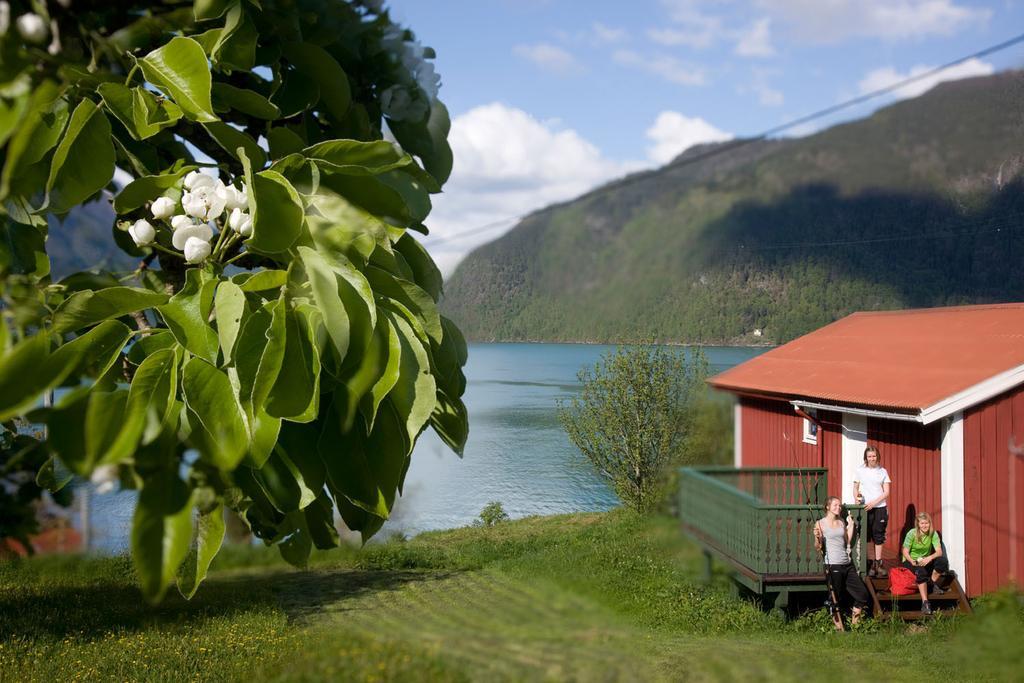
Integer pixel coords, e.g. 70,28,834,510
0,564,461,641
271,569,462,624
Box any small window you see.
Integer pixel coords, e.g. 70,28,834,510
802,410,818,445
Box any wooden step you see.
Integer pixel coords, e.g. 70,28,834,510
864,575,972,621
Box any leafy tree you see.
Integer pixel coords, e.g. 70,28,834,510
476,500,508,527
558,346,708,513
0,0,467,602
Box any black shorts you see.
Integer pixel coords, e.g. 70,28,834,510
903,557,950,584
867,507,888,545
826,562,869,609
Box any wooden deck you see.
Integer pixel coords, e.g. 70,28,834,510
679,467,869,613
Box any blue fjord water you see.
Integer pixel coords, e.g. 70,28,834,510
76,343,765,551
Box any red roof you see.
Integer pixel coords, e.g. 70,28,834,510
709,303,1024,412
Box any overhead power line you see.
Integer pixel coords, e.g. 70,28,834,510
421,31,1024,249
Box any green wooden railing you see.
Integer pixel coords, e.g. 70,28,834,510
679,467,868,589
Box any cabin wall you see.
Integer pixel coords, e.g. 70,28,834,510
963,385,1024,596
865,418,943,562
738,397,843,498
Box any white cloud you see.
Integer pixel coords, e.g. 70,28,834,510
649,0,722,48
735,17,775,57
513,43,581,75
422,104,643,274
858,57,995,100
613,49,706,86
756,0,991,43
645,111,733,165
592,22,629,44
753,83,783,106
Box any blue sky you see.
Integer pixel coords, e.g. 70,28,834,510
383,1,1024,272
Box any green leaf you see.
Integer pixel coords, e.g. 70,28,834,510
176,503,225,600
306,196,384,264
215,281,246,366
209,4,257,72
39,100,115,214
98,349,178,465
359,315,401,432
0,219,49,277
388,100,454,185
277,421,326,493
297,246,350,362
251,298,287,413
52,287,167,335
270,69,319,119
0,83,29,149
365,398,411,510
183,357,250,470
304,490,339,549
431,388,468,456
84,390,129,466
194,0,233,21
267,127,306,158
278,512,312,568
280,43,351,122
132,478,193,604
202,121,267,168
36,456,73,493
98,83,182,141
332,489,385,542
0,320,132,423
0,82,67,201
139,36,218,123
385,311,437,447
248,170,304,253
367,266,442,344
158,269,219,364
394,233,443,302
303,139,411,175
234,269,287,292
319,399,388,518
229,304,282,467
211,83,280,119
126,330,177,365
252,450,303,513
266,307,320,422
113,166,195,214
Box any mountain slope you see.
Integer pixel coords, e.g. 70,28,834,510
442,71,1024,344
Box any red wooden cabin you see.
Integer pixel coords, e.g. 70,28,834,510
710,303,1024,597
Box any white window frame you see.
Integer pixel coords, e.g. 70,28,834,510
802,409,819,445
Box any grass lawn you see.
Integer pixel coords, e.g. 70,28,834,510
2,510,1022,681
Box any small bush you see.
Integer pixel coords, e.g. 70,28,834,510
476,501,509,527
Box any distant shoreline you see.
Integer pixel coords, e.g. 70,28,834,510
464,339,775,348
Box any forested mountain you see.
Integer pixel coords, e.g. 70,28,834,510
442,71,1024,344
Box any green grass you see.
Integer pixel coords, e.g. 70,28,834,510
2,511,1022,681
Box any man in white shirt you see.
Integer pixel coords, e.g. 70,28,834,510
853,445,891,577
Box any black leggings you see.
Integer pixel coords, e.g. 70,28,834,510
902,556,949,584
826,563,870,609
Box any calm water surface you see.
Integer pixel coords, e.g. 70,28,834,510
77,343,766,551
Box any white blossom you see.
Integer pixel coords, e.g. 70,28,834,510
381,84,428,122
0,3,10,35
182,182,227,221
217,183,248,212
171,222,213,251
171,214,194,231
15,12,46,43
357,0,385,14
90,464,119,495
128,219,156,247
184,236,212,264
183,170,218,191
413,60,441,102
228,207,253,237
151,196,176,220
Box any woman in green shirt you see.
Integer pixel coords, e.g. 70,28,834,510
901,512,950,615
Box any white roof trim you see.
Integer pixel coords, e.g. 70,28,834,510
919,362,1024,425
791,400,921,423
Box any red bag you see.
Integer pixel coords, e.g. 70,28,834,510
889,566,917,595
